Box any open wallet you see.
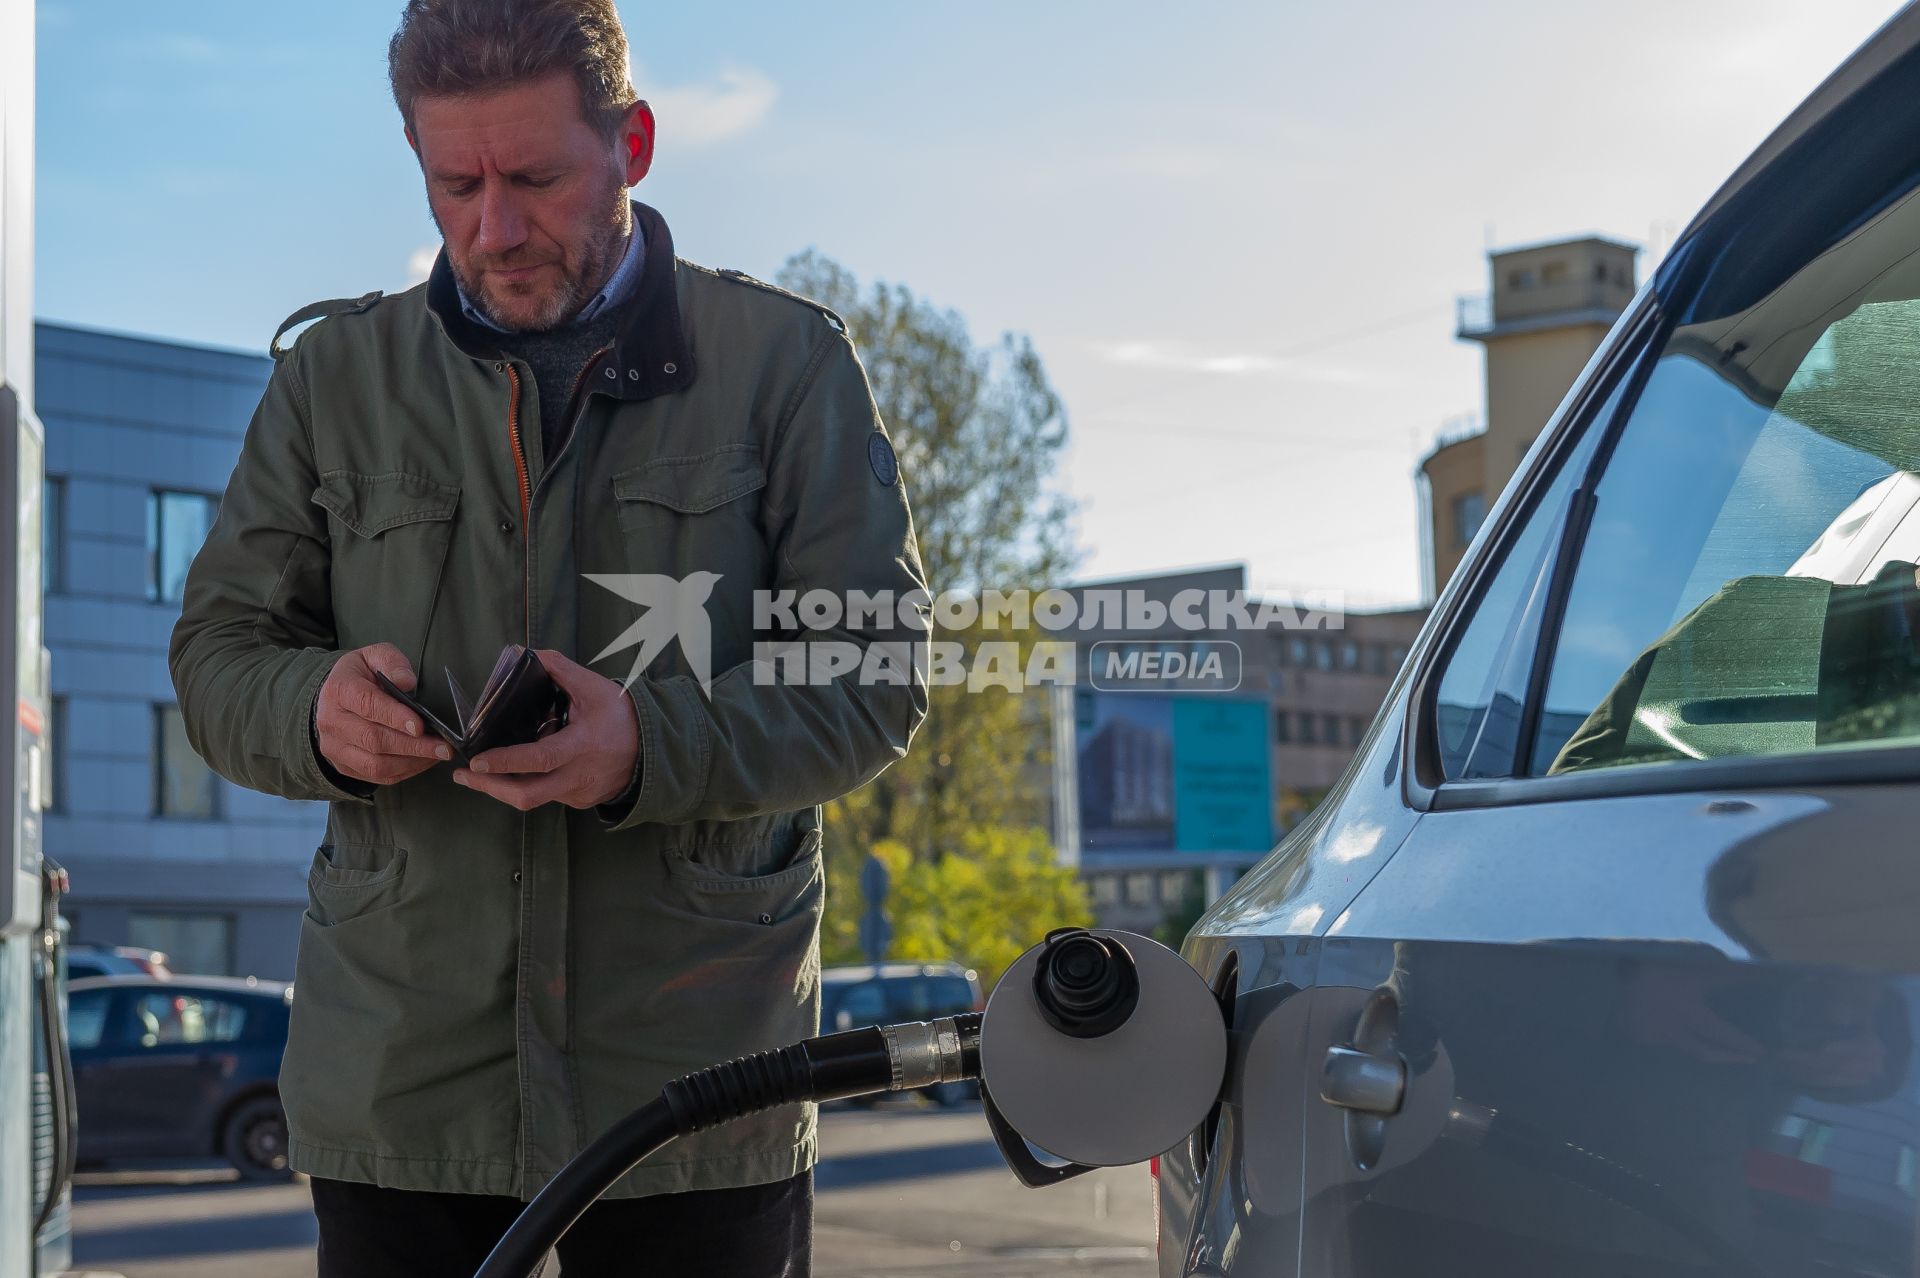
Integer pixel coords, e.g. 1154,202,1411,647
374,644,570,768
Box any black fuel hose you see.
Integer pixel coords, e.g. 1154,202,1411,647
474,1013,981,1278
32,862,76,1237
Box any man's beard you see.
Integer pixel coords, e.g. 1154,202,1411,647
442,194,629,333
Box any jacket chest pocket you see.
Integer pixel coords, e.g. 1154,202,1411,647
312,470,461,664
605,446,770,674
611,443,766,536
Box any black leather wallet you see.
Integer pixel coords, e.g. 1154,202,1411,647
374,645,569,768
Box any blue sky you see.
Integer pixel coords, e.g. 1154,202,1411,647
34,0,1902,604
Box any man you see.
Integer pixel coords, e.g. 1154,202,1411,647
168,1,927,1273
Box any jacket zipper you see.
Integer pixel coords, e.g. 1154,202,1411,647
505,365,531,522
504,364,532,643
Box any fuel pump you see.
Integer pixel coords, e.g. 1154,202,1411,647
475,928,1228,1278
1,0,71,1270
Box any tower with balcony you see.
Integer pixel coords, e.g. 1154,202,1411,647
1421,235,1638,596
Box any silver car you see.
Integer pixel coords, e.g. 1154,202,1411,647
1162,9,1920,1276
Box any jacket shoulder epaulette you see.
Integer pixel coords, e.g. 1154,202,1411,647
271,290,386,361
707,267,847,335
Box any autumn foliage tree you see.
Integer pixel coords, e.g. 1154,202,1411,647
775,251,1087,978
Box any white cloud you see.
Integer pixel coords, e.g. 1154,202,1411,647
643,66,778,149
1097,340,1371,385
406,245,438,285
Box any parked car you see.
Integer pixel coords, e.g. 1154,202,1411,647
1160,10,1920,1276
64,944,171,982
67,975,292,1180
822,962,981,1105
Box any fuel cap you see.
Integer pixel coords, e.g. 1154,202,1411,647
980,929,1227,1166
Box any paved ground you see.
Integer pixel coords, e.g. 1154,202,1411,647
65,1100,1157,1277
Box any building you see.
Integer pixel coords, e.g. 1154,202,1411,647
1051,566,1425,933
1422,235,1638,596
39,322,322,980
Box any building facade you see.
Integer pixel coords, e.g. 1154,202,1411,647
1053,567,1425,934
39,322,321,980
1422,235,1638,596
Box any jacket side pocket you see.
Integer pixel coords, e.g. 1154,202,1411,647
305,843,408,927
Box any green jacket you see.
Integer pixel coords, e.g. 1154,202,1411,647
168,202,928,1198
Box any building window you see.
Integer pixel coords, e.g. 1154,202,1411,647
1321,714,1340,745
154,703,217,819
42,476,63,594
1366,644,1387,675
1388,646,1408,669
1348,716,1366,745
1452,491,1488,550
1091,875,1119,906
128,910,235,977
1297,713,1314,744
1314,641,1334,671
1340,640,1360,670
1274,709,1290,743
1160,871,1194,905
1124,873,1154,906
147,490,219,605
1288,637,1310,666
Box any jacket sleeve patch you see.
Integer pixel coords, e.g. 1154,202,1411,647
867,433,899,487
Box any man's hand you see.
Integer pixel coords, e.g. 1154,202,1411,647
455,650,639,811
314,643,450,785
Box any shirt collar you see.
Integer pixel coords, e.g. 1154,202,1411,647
455,217,647,333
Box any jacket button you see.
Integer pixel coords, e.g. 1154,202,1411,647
498,519,513,534
757,912,773,925
604,366,617,379
627,368,640,381
513,871,523,884
663,362,678,375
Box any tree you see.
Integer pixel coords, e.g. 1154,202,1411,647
774,252,1086,972
776,251,1074,594
873,827,1093,991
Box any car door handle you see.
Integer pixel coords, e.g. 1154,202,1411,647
1321,1045,1405,1115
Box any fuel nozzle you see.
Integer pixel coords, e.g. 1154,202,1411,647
1032,927,1140,1038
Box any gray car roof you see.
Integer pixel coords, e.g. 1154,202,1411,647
68,973,291,998
1683,2,1920,239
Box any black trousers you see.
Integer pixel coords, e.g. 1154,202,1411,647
310,1170,812,1278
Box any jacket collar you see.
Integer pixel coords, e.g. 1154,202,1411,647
425,199,695,402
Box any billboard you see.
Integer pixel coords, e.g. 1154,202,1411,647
1072,688,1272,856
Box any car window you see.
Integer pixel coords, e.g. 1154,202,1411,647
885,976,976,1020
67,989,112,1050
130,991,249,1047
829,982,887,1031
1531,186,1920,775
1429,381,1613,780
